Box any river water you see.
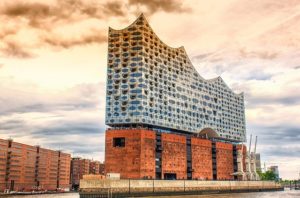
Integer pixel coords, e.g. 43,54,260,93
4,189,300,198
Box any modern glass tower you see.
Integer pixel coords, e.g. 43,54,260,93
105,14,246,142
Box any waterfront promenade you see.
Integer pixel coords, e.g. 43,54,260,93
79,179,282,197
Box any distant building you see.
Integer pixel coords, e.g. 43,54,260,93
89,161,101,174
0,138,71,192
99,162,105,175
255,153,262,172
70,158,90,189
268,166,279,180
70,158,104,189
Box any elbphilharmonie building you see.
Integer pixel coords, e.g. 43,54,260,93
105,14,248,180
105,14,246,142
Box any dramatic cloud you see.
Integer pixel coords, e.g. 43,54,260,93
0,41,35,58
0,0,125,25
0,0,122,58
41,31,107,49
249,124,300,145
128,0,190,14
0,28,17,40
0,0,192,58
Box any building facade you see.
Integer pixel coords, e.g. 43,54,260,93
70,158,90,189
105,129,247,180
255,153,262,172
0,138,71,192
89,161,101,175
105,14,248,180
105,14,246,142
70,158,104,189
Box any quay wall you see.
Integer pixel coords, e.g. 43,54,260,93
80,179,283,197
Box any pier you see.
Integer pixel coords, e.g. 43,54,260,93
79,179,283,197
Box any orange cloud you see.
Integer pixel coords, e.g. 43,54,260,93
0,0,193,58
0,41,35,59
128,0,190,14
41,32,107,49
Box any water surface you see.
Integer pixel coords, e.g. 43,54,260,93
4,189,300,198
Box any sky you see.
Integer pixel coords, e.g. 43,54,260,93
0,0,299,179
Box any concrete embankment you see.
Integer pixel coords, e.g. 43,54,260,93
79,179,283,197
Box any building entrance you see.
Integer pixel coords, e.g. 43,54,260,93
164,173,176,180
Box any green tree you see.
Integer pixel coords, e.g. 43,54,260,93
258,170,277,181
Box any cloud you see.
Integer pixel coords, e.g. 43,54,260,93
0,28,17,40
128,0,191,14
0,0,123,57
50,141,105,154
0,81,103,115
244,71,273,81
103,1,125,17
192,52,214,61
0,80,106,159
2,2,51,19
0,0,125,25
248,95,300,106
31,121,105,136
264,147,300,158
239,48,278,60
41,31,107,49
251,125,300,144
0,41,35,58
0,0,192,58
0,119,25,130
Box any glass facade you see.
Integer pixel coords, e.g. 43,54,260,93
105,14,246,142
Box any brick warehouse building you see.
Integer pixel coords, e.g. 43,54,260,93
0,138,71,192
105,129,246,180
70,158,104,189
105,14,247,180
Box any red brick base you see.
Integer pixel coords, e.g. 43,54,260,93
105,129,241,180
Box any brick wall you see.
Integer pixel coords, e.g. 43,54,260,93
105,129,156,179
140,130,156,179
59,152,71,189
0,139,8,191
8,142,37,191
38,148,59,190
191,138,212,180
216,142,234,180
161,133,186,180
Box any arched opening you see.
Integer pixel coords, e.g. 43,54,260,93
198,128,219,139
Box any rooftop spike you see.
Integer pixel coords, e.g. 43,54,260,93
254,136,258,154
248,134,252,153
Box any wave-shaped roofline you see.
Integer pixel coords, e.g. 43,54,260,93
109,13,243,96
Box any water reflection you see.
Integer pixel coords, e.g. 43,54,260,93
4,189,300,198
